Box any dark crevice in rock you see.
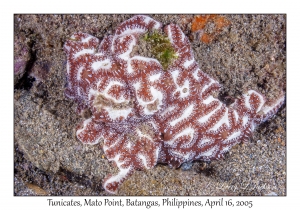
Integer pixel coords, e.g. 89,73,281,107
14,43,37,91
14,144,105,195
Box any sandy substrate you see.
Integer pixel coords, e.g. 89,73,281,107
14,14,286,196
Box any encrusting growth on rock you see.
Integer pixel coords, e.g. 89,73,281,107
191,15,231,43
64,15,285,194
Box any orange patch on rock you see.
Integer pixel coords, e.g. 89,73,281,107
191,15,230,44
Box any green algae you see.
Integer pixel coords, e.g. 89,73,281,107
143,30,178,70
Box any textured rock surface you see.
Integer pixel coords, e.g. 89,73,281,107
14,14,286,196
14,33,32,86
